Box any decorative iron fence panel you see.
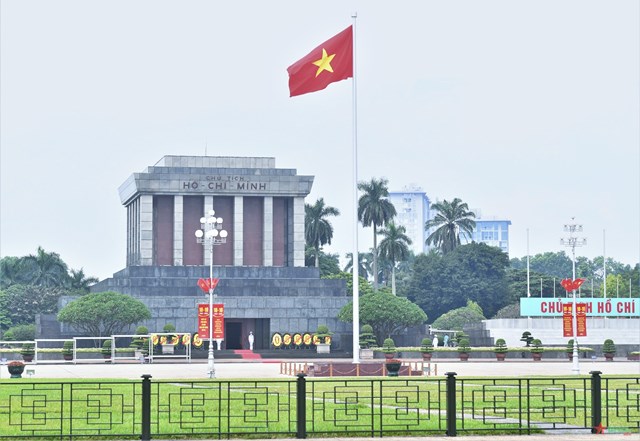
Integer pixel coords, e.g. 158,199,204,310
0,373,637,439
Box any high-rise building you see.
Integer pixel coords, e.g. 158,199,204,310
388,186,430,255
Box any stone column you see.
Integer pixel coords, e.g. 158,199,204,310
204,196,213,266
293,197,305,267
173,195,183,266
139,195,154,266
263,196,273,266
234,196,244,266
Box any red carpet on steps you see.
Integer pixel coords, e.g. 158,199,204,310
233,350,262,360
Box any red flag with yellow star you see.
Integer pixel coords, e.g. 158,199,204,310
287,26,353,97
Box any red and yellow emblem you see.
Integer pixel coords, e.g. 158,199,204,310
271,333,282,348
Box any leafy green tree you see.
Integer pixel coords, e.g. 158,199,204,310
1,284,64,327
57,291,151,337
506,268,563,298
323,272,374,297
2,324,36,341
492,302,521,319
338,288,427,343
20,246,70,287
304,246,340,276
0,256,26,288
304,198,340,268
407,243,511,320
343,252,373,281
378,222,412,295
425,198,476,254
431,300,486,330
357,178,397,290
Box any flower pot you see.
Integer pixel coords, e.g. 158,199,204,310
385,362,401,377
63,354,73,361
421,352,433,361
458,352,469,361
360,348,374,360
21,355,34,363
384,352,396,360
495,352,506,361
316,343,331,354
8,364,25,378
532,352,543,361
604,353,614,362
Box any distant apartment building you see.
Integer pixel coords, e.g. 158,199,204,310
389,187,511,255
388,186,430,255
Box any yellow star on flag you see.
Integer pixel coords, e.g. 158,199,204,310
312,48,336,77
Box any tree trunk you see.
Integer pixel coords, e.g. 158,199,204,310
314,245,319,268
391,266,396,295
372,225,378,290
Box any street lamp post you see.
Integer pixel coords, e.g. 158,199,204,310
195,209,227,378
560,217,586,375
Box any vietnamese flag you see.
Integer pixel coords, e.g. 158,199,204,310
287,26,353,97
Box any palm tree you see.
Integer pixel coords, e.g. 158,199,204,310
21,247,70,287
304,198,340,268
378,222,412,295
358,178,397,290
425,198,476,254
343,252,373,281
69,268,99,292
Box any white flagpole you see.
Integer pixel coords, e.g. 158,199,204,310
351,12,360,364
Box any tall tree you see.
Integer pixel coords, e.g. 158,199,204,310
378,222,412,295
304,198,340,268
69,268,99,292
20,246,70,287
358,178,396,290
425,198,476,254
343,252,373,281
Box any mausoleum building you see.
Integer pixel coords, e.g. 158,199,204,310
89,156,350,351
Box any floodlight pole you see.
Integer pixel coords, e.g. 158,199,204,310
195,210,227,379
561,218,586,375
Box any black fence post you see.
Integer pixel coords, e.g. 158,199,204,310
296,373,307,439
141,374,152,441
589,371,602,433
445,371,457,437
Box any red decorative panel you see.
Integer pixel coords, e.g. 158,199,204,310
273,197,288,266
212,196,233,265
183,196,204,265
153,196,174,265
243,197,264,266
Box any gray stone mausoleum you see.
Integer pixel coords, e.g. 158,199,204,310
88,155,350,350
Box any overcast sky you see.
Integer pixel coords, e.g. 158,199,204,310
1,1,638,281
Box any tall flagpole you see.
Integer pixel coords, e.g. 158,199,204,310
351,12,360,364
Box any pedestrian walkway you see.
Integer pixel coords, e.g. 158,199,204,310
8,358,638,380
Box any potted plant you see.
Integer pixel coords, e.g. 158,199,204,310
102,340,113,360
457,338,471,361
382,338,396,359
420,337,434,361
162,323,177,354
314,324,332,354
530,339,544,361
520,331,534,347
602,339,616,361
131,326,149,360
7,360,25,378
385,358,402,377
62,340,74,361
359,324,376,360
20,342,35,362
494,338,508,361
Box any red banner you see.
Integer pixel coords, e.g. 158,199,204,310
562,303,574,337
213,304,224,340
576,302,587,337
198,303,224,340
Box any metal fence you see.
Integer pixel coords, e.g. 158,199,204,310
0,372,637,439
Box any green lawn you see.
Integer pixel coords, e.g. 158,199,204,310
0,375,637,439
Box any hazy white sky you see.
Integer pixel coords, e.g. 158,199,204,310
1,1,638,280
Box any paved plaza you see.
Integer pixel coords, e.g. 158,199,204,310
4,358,638,380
